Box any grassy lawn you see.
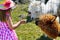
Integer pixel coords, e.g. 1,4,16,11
11,4,60,40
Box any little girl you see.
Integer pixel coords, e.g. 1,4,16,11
0,0,26,40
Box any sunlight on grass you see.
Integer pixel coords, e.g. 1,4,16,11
15,23,42,40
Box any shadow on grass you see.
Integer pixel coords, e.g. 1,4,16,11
36,35,53,40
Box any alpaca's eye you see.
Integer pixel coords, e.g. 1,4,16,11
35,11,38,13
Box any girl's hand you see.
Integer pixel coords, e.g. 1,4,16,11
20,20,26,24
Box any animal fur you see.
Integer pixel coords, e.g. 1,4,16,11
36,14,60,39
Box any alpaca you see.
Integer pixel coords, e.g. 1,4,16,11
43,0,60,14
28,0,41,19
28,0,60,22
35,14,60,39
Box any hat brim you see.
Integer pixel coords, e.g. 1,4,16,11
0,1,15,10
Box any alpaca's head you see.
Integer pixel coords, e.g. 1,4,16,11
35,14,58,39
35,14,57,25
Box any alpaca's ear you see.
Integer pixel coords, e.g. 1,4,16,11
53,15,57,18
51,15,57,22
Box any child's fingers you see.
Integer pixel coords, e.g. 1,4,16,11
20,19,26,22
20,19,26,24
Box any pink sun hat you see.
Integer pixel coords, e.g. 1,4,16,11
0,0,15,10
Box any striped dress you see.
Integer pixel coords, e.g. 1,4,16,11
0,21,18,40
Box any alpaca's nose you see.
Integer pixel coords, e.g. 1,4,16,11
28,11,31,14
35,20,39,25
35,18,39,25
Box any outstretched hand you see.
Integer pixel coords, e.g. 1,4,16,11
20,20,26,24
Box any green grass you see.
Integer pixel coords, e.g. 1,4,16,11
11,4,60,40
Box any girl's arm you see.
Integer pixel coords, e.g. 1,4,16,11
6,13,26,29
